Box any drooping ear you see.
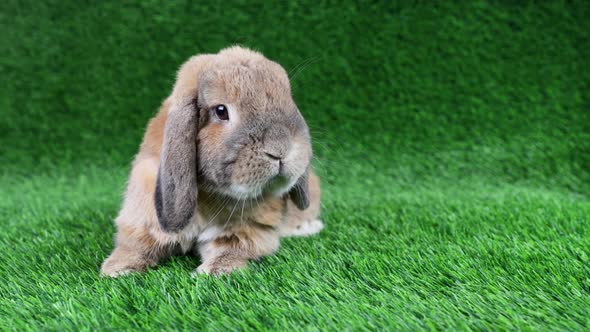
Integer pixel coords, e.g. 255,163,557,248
154,55,213,232
154,102,198,232
289,168,310,210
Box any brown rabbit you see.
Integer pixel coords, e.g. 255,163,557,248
101,46,322,277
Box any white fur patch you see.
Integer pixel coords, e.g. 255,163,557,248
197,224,224,243
226,184,263,199
280,219,324,237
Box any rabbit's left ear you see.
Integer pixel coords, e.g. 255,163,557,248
154,101,199,233
289,168,310,210
154,54,213,233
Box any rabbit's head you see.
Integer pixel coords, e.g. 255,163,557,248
155,46,311,232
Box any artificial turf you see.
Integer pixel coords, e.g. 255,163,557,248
1,0,589,330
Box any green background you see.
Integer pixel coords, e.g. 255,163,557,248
1,0,589,330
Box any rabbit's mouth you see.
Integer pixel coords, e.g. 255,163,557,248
263,174,292,196
208,172,296,201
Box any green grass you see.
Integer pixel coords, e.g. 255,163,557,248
1,0,589,330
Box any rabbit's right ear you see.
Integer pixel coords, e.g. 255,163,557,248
154,55,213,233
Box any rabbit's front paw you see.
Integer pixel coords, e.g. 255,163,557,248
100,247,156,277
101,255,148,277
193,257,248,276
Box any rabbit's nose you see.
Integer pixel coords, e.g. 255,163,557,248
262,126,291,160
263,149,286,176
264,150,284,161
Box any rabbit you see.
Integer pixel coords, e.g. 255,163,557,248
101,46,323,277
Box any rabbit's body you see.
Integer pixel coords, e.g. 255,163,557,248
101,47,322,277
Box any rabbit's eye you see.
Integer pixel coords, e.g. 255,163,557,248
214,105,229,121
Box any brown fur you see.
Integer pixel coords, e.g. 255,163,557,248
101,46,323,277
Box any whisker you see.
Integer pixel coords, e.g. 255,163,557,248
240,197,246,226
248,197,255,212
203,194,232,228
290,57,323,91
289,56,321,81
254,193,262,211
287,56,317,78
223,194,241,230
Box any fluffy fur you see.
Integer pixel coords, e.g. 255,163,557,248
101,46,322,277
